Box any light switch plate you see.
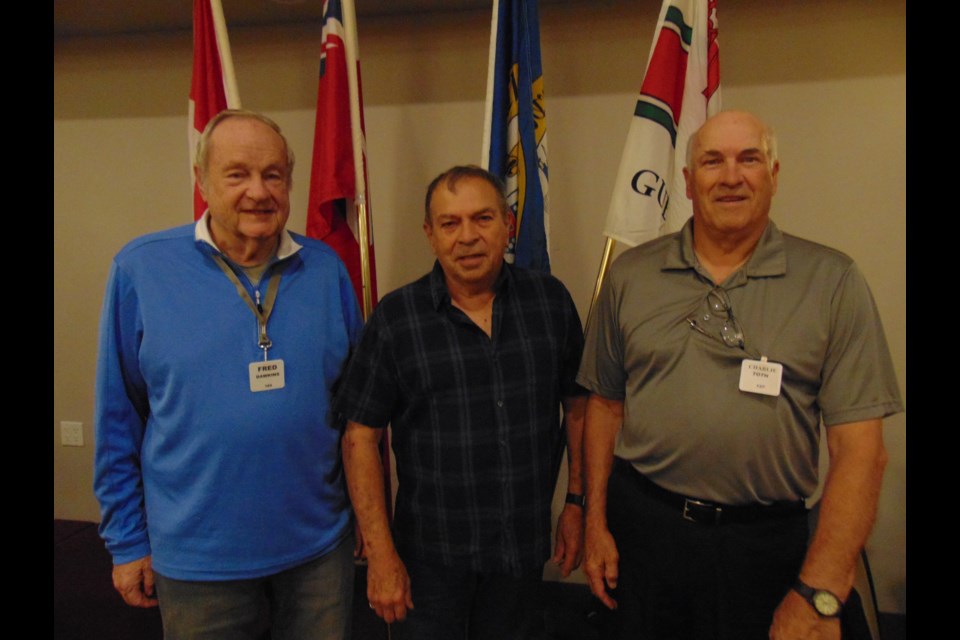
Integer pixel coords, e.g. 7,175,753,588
61,421,84,447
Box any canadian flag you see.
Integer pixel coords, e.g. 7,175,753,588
188,0,240,220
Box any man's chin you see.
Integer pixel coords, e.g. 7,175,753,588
456,256,486,269
239,222,284,238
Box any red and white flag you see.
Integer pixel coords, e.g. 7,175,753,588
603,0,721,246
189,0,240,220
307,1,388,517
306,0,377,308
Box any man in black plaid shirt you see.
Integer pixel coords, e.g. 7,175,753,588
335,165,587,640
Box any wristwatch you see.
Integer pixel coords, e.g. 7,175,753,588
792,579,843,618
565,492,586,508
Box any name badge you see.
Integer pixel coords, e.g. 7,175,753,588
249,359,286,392
739,357,782,396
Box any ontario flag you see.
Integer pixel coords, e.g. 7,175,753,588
603,0,721,246
306,0,377,308
189,0,239,221
482,0,550,272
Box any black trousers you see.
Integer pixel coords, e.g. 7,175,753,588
602,458,809,640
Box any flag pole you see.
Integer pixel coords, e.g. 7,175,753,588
341,0,373,319
479,0,500,169
585,237,616,334
209,0,241,108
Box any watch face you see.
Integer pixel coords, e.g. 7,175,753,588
813,591,841,616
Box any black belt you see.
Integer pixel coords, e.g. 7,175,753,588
616,458,806,526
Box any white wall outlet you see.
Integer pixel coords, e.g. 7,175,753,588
61,421,84,447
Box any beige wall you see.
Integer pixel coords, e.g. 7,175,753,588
54,0,906,612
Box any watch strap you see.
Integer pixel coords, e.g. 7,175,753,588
565,492,585,508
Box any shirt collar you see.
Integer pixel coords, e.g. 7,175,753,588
429,259,512,311
662,218,787,280
194,210,302,261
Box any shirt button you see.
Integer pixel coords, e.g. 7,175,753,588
497,400,503,407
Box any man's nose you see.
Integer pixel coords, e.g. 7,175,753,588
720,160,743,186
246,175,271,200
458,220,480,243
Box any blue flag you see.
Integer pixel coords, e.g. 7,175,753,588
482,0,550,272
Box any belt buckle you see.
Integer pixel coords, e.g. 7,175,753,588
682,498,721,524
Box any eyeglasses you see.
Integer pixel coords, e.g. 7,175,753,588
686,287,745,349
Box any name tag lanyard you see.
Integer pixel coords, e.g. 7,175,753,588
211,254,282,361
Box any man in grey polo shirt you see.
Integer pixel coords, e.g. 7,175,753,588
578,110,902,640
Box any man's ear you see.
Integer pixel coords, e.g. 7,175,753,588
194,165,207,203
423,220,437,256
683,166,694,200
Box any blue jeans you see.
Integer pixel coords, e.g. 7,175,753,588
154,536,354,640
390,555,545,640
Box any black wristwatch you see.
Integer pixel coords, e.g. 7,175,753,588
565,492,586,508
792,579,843,618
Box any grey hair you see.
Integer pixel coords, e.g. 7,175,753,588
195,109,295,189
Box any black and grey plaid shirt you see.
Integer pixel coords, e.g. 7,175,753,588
334,261,585,575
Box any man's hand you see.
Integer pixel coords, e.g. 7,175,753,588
343,421,412,622
769,589,840,640
769,419,885,639
112,555,159,608
582,393,623,611
552,503,584,578
583,521,619,610
366,551,414,624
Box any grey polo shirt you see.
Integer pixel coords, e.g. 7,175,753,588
577,219,903,505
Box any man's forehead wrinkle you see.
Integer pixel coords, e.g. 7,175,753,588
216,159,286,172
695,146,766,160
437,206,497,216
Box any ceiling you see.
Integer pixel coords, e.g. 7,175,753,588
54,0,502,38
